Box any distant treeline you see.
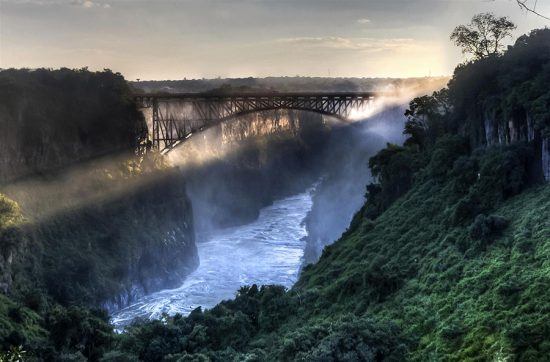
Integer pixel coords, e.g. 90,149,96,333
132,76,449,94
0,68,146,183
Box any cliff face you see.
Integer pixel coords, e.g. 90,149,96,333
447,29,550,182
0,69,146,184
100,172,199,311
482,111,549,181
22,171,198,311
0,69,198,311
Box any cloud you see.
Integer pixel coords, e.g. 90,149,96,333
357,18,371,24
3,0,109,6
71,0,111,8
275,36,418,53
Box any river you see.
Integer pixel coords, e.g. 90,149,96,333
111,188,313,328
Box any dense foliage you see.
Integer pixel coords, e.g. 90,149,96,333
0,68,146,183
0,163,199,360
449,28,550,147
0,69,198,361
361,27,550,219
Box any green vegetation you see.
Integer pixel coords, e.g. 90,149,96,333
301,150,549,360
0,22,548,361
0,68,146,183
32,168,196,307
0,69,198,361
101,141,547,361
0,165,198,360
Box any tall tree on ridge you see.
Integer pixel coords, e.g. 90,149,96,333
450,13,516,59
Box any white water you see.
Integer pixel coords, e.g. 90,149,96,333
111,189,313,328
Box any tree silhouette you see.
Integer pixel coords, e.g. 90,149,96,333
450,13,516,59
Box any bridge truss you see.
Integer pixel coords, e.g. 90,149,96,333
134,92,378,153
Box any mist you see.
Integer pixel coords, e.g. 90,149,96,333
303,103,408,263
165,109,329,233
150,79,446,259
0,75,446,323
298,83,447,263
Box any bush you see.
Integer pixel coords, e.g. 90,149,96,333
99,350,139,362
474,144,532,204
278,316,407,361
468,214,509,242
0,346,26,362
44,306,113,361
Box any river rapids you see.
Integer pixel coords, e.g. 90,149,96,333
111,188,313,328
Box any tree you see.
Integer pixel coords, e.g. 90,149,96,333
404,89,450,149
450,13,516,59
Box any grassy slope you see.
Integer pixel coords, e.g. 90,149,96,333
297,180,550,360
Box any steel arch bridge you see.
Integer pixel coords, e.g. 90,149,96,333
134,91,379,153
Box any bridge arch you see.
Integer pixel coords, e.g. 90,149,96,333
134,92,378,153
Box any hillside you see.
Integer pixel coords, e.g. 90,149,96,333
105,28,550,361
110,142,548,361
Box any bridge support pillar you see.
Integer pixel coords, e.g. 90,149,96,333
152,98,160,150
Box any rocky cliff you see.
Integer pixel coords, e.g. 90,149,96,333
0,68,197,312
1,169,198,312
448,29,550,182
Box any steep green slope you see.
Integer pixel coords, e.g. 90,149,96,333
111,142,548,361
299,163,549,360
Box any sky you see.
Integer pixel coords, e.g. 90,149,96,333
0,0,548,80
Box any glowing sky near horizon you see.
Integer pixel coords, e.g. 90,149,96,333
0,0,547,80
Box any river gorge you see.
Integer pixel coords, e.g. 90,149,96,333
112,188,314,327
107,101,411,327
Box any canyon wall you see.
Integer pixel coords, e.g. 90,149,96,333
483,113,549,181
0,69,197,312
1,170,198,312
0,69,145,184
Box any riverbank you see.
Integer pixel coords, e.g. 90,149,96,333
112,188,314,327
